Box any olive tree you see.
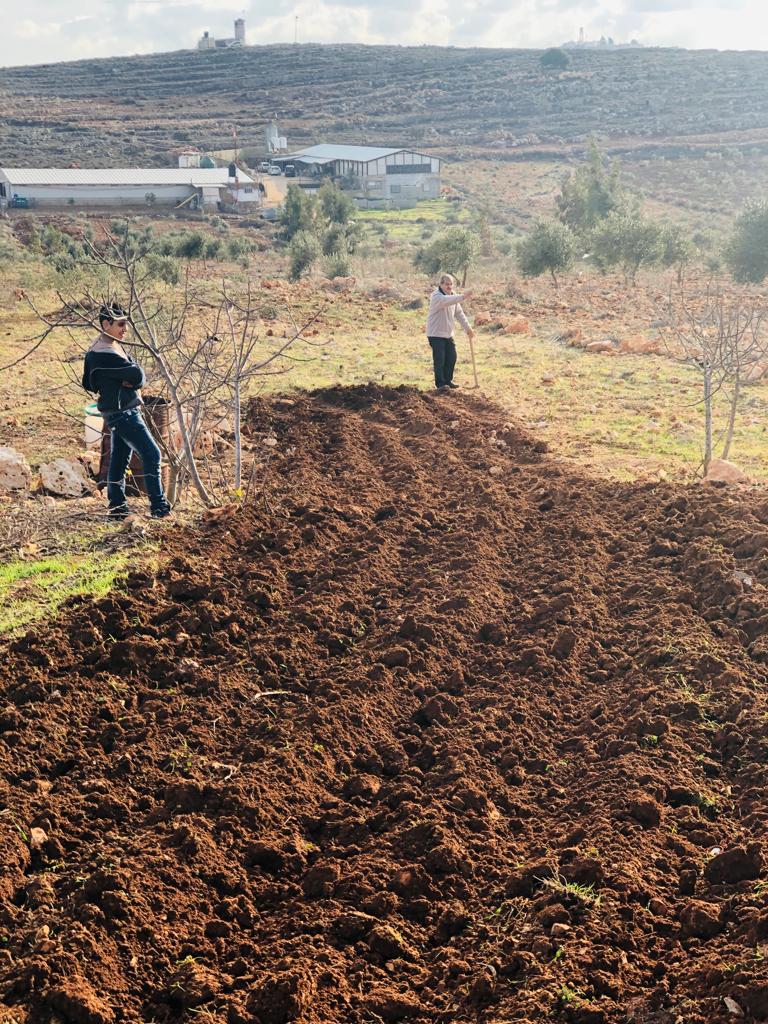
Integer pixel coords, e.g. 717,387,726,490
590,209,663,285
414,226,480,286
516,219,575,287
724,200,768,284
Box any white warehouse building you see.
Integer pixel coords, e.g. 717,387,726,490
278,145,442,208
0,167,261,210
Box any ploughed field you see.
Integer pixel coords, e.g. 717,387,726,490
3,385,768,1024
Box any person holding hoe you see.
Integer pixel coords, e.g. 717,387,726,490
82,303,172,520
426,273,476,391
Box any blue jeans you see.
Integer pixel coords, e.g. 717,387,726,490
105,408,169,514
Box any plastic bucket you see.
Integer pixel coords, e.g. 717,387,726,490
84,403,103,449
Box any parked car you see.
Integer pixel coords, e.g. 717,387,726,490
268,164,282,175
10,195,29,208
257,161,271,172
284,164,296,178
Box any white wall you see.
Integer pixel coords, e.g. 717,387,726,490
361,172,441,206
4,183,196,207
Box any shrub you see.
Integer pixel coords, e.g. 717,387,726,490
289,230,320,281
204,238,223,260
660,224,695,281
175,230,206,260
280,186,318,240
589,209,664,284
556,140,627,238
144,253,181,285
724,200,768,283
540,47,569,71
318,179,357,224
516,219,575,286
227,237,250,259
323,250,351,278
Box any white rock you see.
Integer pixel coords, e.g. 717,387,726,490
39,458,89,497
0,447,32,493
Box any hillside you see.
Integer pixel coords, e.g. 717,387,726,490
4,44,768,165
2,385,768,1023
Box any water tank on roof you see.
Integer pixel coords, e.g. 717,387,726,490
200,155,216,168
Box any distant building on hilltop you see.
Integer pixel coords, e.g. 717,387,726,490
197,19,246,50
562,29,642,49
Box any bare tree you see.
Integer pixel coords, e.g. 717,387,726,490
661,282,768,474
9,225,335,507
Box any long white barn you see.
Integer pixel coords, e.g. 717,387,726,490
0,167,260,210
278,145,442,208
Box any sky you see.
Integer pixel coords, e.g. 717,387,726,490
2,0,768,68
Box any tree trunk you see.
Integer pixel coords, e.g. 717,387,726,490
721,372,740,460
703,363,713,476
233,377,242,492
166,461,181,506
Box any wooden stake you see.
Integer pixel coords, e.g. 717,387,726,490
468,332,479,389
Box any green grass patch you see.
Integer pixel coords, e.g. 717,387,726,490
358,199,468,242
0,551,130,635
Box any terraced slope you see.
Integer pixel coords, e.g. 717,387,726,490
2,385,768,1023
3,45,768,164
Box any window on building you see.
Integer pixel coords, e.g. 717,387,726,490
244,185,253,193
389,184,401,194
386,163,431,175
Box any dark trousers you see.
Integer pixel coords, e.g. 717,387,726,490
105,408,169,514
428,336,457,388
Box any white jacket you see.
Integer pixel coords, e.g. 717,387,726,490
426,288,471,338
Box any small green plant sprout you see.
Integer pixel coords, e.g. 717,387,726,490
175,955,200,967
753,880,768,898
540,874,602,906
488,900,522,932
3,812,29,843
558,984,585,1006
642,734,660,748
697,792,720,817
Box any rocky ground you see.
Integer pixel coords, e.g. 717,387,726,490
3,384,768,1023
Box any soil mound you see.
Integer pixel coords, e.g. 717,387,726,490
3,384,768,1024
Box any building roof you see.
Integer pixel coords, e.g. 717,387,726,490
0,167,254,187
288,145,426,164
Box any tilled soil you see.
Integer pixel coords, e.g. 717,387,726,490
3,384,768,1024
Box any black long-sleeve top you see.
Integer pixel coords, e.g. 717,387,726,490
82,347,146,414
